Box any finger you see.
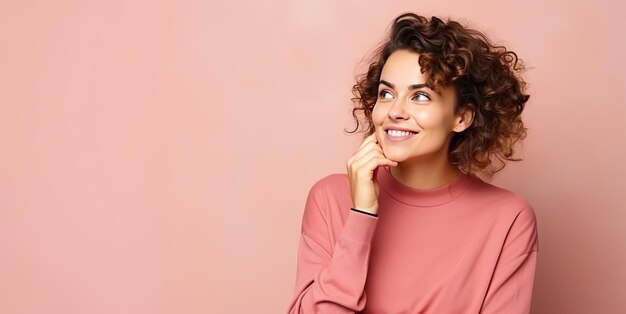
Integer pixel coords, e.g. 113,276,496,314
354,132,377,154
364,155,398,171
351,141,384,165
348,143,384,173
351,149,378,173
353,148,396,173
355,155,397,179
349,133,379,165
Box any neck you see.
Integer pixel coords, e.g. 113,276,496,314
389,147,460,190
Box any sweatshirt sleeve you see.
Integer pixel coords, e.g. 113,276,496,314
481,203,539,314
286,180,379,314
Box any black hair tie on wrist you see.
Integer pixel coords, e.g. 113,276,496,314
351,207,379,217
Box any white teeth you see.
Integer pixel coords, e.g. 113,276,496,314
387,129,416,137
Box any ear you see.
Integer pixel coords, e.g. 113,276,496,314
452,104,475,133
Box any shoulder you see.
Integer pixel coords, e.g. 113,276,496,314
471,179,539,250
300,172,353,240
304,172,353,220
468,179,538,244
307,172,351,200
470,178,536,220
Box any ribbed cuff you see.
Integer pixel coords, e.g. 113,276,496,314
338,208,379,244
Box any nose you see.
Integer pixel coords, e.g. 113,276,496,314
388,98,410,120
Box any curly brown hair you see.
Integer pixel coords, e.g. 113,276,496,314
345,12,530,180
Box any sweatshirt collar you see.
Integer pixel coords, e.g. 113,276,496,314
377,165,475,207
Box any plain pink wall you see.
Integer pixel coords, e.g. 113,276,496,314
1,0,624,313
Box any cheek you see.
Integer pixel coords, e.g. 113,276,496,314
371,106,384,124
415,110,443,128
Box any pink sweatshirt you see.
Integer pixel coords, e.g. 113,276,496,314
286,166,539,314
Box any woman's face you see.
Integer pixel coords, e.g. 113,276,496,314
371,49,469,164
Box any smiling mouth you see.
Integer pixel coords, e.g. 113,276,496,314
386,129,418,135
385,129,418,141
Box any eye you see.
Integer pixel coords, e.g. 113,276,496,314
413,92,431,101
378,90,393,99
377,90,431,102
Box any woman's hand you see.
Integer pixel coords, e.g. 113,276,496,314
346,132,398,216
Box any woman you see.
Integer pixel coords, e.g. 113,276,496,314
287,12,538,314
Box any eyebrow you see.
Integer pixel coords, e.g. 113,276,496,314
379,80,427,90
379,79,441,95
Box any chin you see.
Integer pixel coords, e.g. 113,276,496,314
381,149,407,162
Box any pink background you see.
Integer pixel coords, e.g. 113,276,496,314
1,0,624,313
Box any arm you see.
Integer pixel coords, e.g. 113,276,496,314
481,204,540,314
286,181,379,314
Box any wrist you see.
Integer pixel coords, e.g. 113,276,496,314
351,207,379,217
